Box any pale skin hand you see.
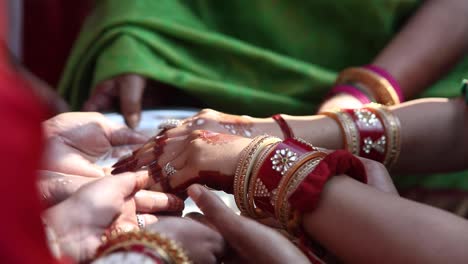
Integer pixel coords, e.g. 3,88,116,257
43,173,162,262
187,184,310,264
42,112,148,178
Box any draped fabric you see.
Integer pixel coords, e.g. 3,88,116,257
60,0,434,117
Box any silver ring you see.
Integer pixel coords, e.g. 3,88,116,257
136,214,145,230
163,163,177,177
158,119,182,130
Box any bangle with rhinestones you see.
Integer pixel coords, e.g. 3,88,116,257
252,138,316,216
94,230,191,264
271,114,294,139
336,67,401,106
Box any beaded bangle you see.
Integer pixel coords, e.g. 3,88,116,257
233,135,272,215
327,84,372,104
253,138,315,216
336,67,401,106
366,104,401,168
94,230,191,264
272,114,294,139
321,110,360,155
342,108,386,163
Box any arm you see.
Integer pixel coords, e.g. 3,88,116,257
373,0,468,99
285,98,468,173
303,176,468,263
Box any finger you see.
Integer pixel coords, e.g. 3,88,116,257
148,152,191,193
188,184,307,263
185,212,218,231
359,157,397,194
110,127,148,146
109,171,150,198
141,214,159,228
117,74,146,129
135,190,185,213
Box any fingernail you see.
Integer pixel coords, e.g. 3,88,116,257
112,154,133,168
127,113,140,129
188,185,202,202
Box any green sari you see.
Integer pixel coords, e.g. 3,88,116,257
59,0,468,215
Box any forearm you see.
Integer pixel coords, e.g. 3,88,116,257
372,0,468,98
280,98,467,173
303,176,468,263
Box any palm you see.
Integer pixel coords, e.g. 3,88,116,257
42,112,146,177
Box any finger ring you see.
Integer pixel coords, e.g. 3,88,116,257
163,163,177,177
136,214,145,230
158,119,182,130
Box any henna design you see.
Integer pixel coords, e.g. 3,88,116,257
148,161,162,183
166,194,185,211
199,170,234,193
199,131,240,145
111,159,138,175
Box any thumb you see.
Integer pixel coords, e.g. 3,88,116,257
109,171,150,198
117,74,146,129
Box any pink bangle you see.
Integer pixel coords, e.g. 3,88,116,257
328,84,372,104
364,65,404,102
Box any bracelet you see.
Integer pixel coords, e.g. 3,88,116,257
253,138,316,216
94,230,191,264
326,84,372,104
272,114,294,139
364,65,404,102
321,110,360,155
336,67,401,106
233,135,273,215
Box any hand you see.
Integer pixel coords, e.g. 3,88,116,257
359,158,398,195
317,93,364,113
146,217,225,264
187,184,309,264
42,112,148,178
112,130,251,193
43,172,184,262
83,74,146,129
165,108,282,139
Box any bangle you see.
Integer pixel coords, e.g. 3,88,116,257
326,84,372,104
271,114,294,139
321,110,360,155
233,135,273,215
364,65,404,102
336,67,401,106
94,230,190,264
365,104,401,168
253,138,316,216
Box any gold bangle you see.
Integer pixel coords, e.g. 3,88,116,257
95,230,191,264
336,67,400,105
366,103,401,168
233,135,271,215
247,140,282,218
321,110,360,155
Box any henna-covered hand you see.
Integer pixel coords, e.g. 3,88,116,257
163,109,282,139
112,130,252,194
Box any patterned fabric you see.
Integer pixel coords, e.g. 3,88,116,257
60,0,428,116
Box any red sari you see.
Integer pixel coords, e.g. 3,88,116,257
0,1,57,262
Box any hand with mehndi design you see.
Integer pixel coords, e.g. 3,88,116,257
163,108,283,139
112,130,251,193
43,172,184,262
42,112,148,178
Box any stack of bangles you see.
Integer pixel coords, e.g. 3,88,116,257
233,135,368,262
91,230,191,264
321,103,401,168
324,65,404,106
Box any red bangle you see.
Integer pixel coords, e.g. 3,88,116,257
342,108,386,163
289,150,367,214
272,114,294,139
327,84,372,104
253,138,314,215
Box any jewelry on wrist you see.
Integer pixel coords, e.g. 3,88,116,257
271,114,294,139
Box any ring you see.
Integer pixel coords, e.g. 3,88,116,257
158,119,182,130
136,214,145,230
163,163,177,177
